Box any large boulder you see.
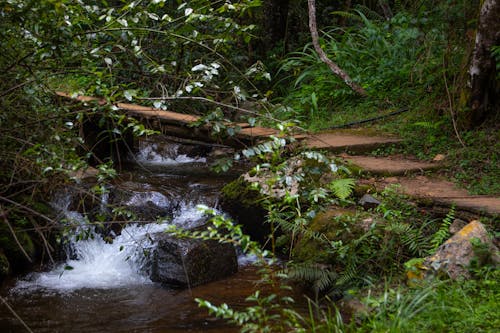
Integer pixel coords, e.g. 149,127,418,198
150,233,238,288
424,220,499,279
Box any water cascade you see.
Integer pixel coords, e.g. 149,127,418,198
0,137,249,332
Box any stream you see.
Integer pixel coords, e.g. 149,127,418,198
0,138,262,332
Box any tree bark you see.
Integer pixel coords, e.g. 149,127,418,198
307,0,367,96
468,0,500,127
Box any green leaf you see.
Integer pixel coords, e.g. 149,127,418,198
329,178,355,200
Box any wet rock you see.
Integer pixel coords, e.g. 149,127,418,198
358,194,381,210
177,144,211,158
424,220,499,279
151,234,238,288
108,187,179,221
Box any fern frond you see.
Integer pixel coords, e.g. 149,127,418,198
329,178,355,200
287,263,338,293
428,206,455,254
334,262,358,288
329,10,362,22
353,5,384,22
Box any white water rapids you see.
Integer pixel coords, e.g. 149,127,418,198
14,143,211,293
1,138,264,333
15,203,210,293
134,141,206,165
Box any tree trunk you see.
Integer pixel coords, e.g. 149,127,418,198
307,0,367,96
468,0,500,127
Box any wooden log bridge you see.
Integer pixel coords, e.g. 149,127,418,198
54,92,500,216
56,91,282,148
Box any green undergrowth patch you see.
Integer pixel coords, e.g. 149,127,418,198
350,269,500,333
272,2,498,196
370,113,500,195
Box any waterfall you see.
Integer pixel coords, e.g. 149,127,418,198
14,140,214,293
14,201,212,293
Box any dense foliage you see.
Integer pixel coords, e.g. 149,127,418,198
0,0,265,274
0,0,498,332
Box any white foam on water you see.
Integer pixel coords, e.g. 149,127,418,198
14,222,168,292
126,190,170,207
171,203,208,229
13,203,220,293
135,143,206,165
237,253,259,266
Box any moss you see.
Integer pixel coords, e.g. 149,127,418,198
292,208,370,263
221,177,263,209
220,177,270,244
352,183,377,198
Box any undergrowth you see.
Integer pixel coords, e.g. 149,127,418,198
272,3,498,195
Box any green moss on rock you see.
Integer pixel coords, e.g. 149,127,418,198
221,177,263,209
220,177,270,244
292,208,370,263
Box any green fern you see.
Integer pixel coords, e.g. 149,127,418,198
329,178,355,200
428,206,455,254
353,5,384,22
329,10,363,23
334,262,359,289
286,263,338,292
387,221,429,257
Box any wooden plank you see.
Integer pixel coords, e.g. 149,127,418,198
56,92,270,147
238,127,279,138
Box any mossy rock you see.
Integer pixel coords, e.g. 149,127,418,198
220,177,270,244
292,208,372,263
221,177,263,209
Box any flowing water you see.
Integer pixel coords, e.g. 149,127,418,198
0,138,261,332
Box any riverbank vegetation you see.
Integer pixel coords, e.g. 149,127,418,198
1,0,498,332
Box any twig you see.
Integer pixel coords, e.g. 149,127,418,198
0,196,55,224
442,62,466,148
1,208,32,263
138,95,277,120
0,296,34,333
29,216,55,264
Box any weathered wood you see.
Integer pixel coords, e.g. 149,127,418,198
56,92,270,147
